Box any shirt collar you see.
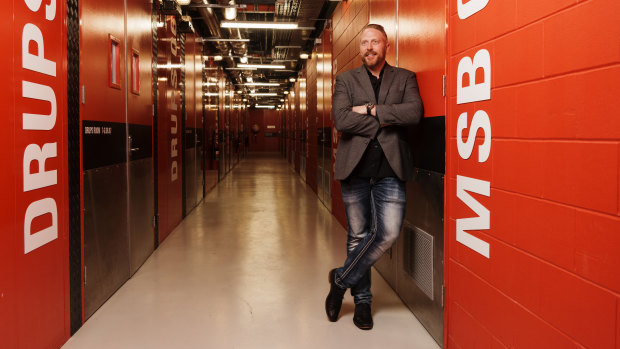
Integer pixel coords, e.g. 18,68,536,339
364,63,388,80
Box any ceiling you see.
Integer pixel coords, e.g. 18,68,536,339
182,0,339,106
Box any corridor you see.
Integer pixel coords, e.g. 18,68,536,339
62,154,440,349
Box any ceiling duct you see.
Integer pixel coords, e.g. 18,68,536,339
178,15,195,33
191,0,247,60
162,0,182,17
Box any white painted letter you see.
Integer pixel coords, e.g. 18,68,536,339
22,23,56,77
23,143,57,191
24,198,58,254
24,0,56,20
171,161,178,181
457,110,491,162
171,138,178,158
171,114,178,134
457,49,490,104
456,175,490,258
457,0,489,19
22,81,57,130
170,39,178,56
169,17,177,36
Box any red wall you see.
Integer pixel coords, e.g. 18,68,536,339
397,0,446,118
5,1,70,347
446,0,620,348
1,5,14,345
248,109,281,152
126,0,153,126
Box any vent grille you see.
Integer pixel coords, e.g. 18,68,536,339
403,225,434,300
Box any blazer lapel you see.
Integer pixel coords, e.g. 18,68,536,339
378,64,395,105
354,66,377,104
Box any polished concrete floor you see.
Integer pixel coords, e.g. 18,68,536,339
62,154,440,349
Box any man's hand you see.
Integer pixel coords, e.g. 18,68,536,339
352,105,366,114
352,105,376,116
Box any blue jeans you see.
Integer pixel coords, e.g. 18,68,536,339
334,176,406,304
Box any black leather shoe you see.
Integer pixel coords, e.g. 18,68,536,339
353,303,373,330
325,268,346,322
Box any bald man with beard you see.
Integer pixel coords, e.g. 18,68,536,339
325,24,423,330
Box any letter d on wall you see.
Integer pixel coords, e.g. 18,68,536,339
24,198,58,254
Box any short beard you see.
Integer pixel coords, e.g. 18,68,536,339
362,55,383,70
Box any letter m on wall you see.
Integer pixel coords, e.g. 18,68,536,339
456,175,490,258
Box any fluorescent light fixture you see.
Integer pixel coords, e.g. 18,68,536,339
202,38,250,42
177,0,191,5
249,93,278,96
221,21,298,30
237,64,286,69
242,82,280,86
157,63,183,70
255,105,276,109
213,55,223,61
284,91,289,95
189,3,246,8
280,99,285,102
226,67,258,70
289,78,296,82
300,53,309,59
204,93,219,96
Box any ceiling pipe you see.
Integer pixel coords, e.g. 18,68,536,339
191,0,247,61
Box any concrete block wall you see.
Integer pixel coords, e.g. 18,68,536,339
446,0,620,347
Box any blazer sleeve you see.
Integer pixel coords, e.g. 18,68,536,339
332,74,380,138
375,71,424,126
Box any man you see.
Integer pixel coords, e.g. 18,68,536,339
326,24,423,330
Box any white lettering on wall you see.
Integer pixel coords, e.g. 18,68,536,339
457,49,490,105
168,17,179,183
455,45,492,256
23,143,57,191
457,0,489,20
171,138,178,158
457,110,491,162
24,198,58,254
24,0,56,20
22,23,56,77
22,81,57,130
456,175,490,258
21,0,59,254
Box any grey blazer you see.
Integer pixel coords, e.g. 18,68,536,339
332,64,423,181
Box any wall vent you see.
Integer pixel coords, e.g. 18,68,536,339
403,225,434,300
